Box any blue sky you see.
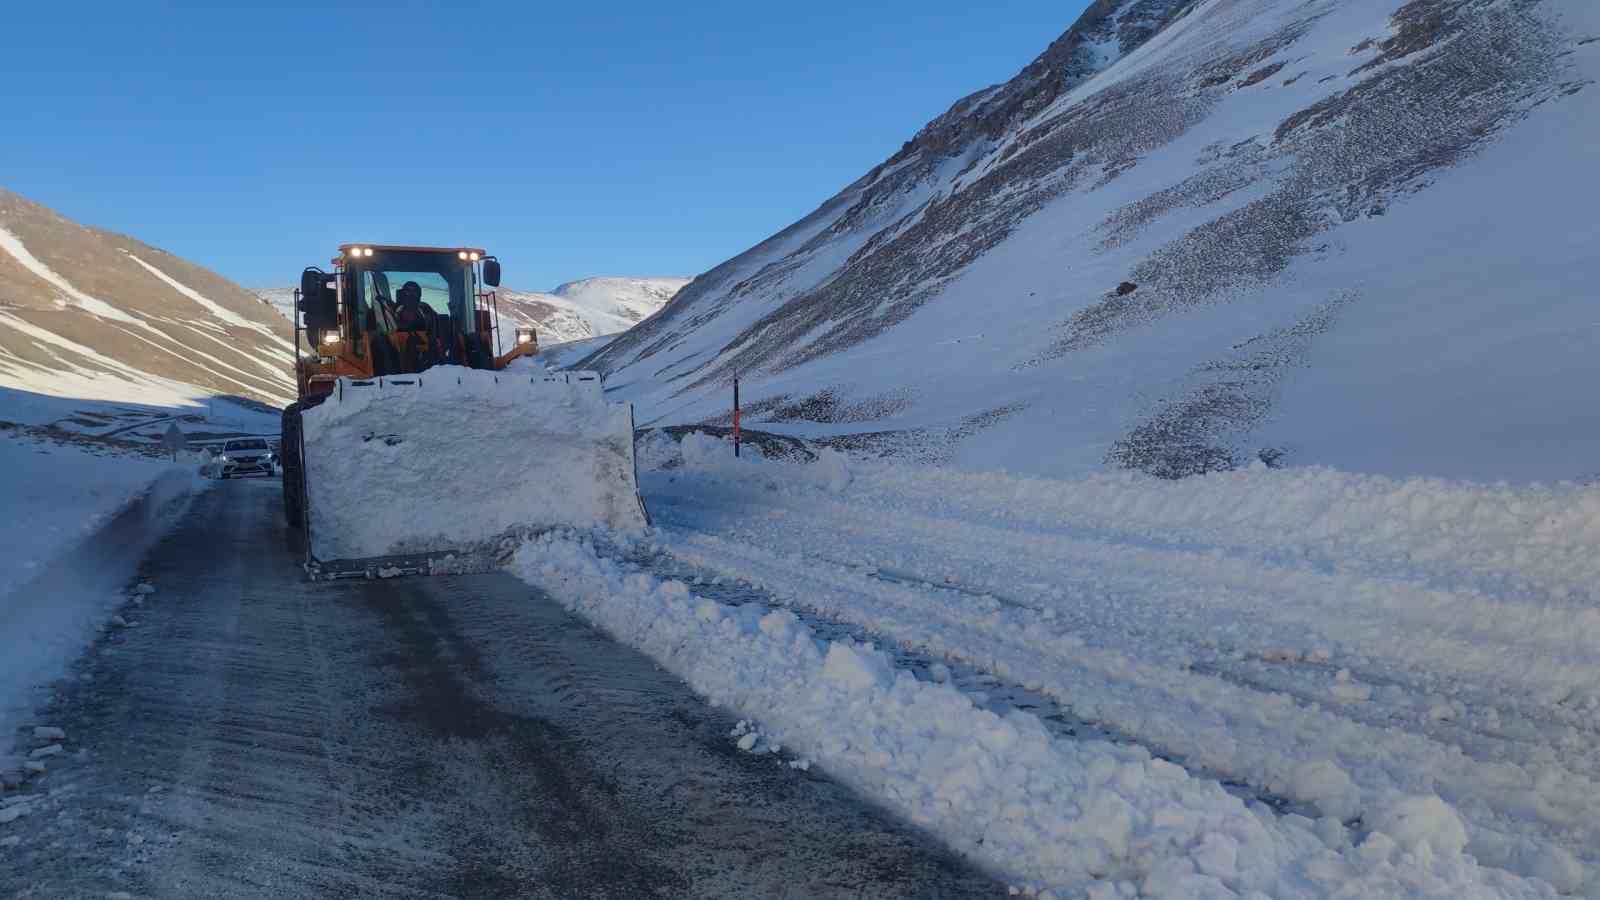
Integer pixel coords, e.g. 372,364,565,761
2,1,1088,290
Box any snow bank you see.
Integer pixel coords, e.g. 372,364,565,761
511,533,1558,898
642,436,1600,892
0,432,178,601
0,433,200,749
301,367,646,561
850,462,1600,600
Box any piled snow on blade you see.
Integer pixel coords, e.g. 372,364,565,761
301,367,646,562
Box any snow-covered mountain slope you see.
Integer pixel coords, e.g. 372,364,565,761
254,276,688,351
583,0,1598,484
252,286,297,327
490,276,690,349
0,188,294,408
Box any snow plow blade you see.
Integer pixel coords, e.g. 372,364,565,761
295,367,648,581
305,548,502,581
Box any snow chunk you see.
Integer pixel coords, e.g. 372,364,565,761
1328,676,1372,703
31,726,64,742
1529,846,1586,895
1289,761,1360,822
820,641,894,694
813,448,853,494
680,431,734,470
1191,832,1239,879
1367,795,1469,856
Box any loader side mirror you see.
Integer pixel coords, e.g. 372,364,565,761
482,258,501,287
298,267,337,332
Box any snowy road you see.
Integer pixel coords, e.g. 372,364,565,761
0,480,998,898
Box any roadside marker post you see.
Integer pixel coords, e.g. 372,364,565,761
733,373,741,458
162,422,187,462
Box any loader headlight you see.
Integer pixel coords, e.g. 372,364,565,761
458,251,468,260
515,328,534,345
469,252,480,261
322,331,340,346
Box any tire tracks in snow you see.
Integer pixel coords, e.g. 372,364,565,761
647,513,1596,892
628,543,1318,816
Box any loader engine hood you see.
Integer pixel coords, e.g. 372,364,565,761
299,366,648,567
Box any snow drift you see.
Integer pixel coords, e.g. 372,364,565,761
299,367,647,565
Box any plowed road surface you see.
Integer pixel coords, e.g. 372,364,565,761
2,480,996,898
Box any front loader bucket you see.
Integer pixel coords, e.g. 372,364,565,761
298,367,649,580
306,548,506,582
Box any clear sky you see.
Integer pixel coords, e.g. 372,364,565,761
1,1,1088,291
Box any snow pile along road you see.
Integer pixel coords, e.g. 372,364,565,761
634,435,1600,894
300,367,647,562
512,531,1559,899
0,429,201,747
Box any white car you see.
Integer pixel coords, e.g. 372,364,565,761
211,438,276,479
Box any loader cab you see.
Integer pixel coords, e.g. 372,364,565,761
293,244,530,401
346,249,474,371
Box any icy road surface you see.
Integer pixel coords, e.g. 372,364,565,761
0,480,998,898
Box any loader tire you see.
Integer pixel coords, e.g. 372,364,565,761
281,401,305,530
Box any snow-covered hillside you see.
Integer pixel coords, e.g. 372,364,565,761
0,189,294,408
255,275,688,352
496,277,689,349
252,286,296,327
583,0,1599,484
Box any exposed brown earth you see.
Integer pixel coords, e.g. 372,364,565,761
0,188,293,407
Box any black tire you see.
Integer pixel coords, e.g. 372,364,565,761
280,401,305,529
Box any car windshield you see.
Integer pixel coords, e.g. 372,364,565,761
226,439,268,451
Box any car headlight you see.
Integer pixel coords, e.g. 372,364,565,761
219,455,230,462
